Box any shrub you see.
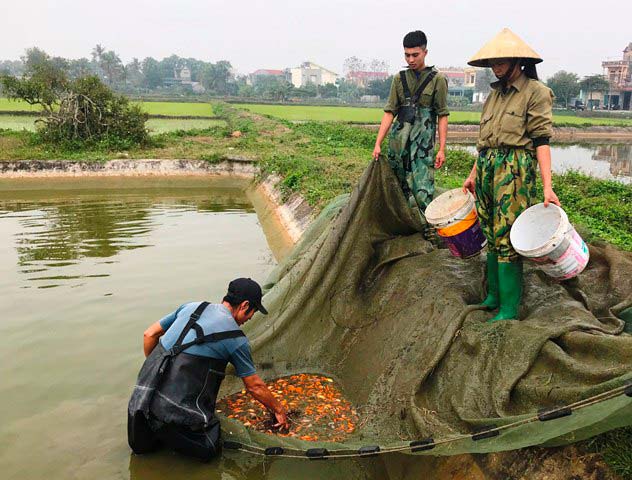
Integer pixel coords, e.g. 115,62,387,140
1,65,148,149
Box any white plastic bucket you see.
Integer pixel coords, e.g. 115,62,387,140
425,189,487,258
510,203,589,280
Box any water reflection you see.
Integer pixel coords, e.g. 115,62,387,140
0,177,276,480
6,200,155,266
457,143,632,184
0,178,255,290
592,144,632,177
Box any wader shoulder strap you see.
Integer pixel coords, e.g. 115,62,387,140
172,330,246,355
399,70,412,102
411,70,437,104
173,301,210,348
400,69,438,105
169,301,247,355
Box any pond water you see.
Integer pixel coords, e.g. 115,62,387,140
0,176,422,480
0,177,286,479
456,143,632,184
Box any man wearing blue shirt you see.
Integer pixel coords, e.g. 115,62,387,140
128,278,288,461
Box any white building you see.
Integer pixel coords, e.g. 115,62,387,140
288,61,339,88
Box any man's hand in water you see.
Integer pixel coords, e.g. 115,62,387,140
243,373,290,430
273,410,290,431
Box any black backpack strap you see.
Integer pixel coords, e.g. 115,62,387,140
410,69,437,104
192,323,204,339
399,70,412,101
173,301,210,349
173,329,246,355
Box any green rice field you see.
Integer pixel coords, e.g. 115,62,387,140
239,103,632,127
2,97,631,127
134,101,214,117
0,98,214,117
0,115,225,133
0,98,43,112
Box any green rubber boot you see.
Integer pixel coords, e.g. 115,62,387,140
489,260,523,322
480,252,499,310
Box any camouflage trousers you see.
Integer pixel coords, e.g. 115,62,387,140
387,107,437,213
475,148,537,262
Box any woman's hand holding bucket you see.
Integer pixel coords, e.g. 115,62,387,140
463,162,477,196
543,186,561,208
462,175,475,196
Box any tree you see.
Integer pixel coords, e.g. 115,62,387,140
579,74,610,108
91,44,105,63
294,83,318,98
474,68,494,95
366,77,392,99
0,55,148,148
318,82,338,98
99,50,124,85
343,56,366,75
141,57,162,89
0,60,24,76
252,75,292,100
68,58,94,79
6,49,68,112
337,79,361,102
125,58,143,88
368,59,388,73
238,83,255,98
199,60,234,95
546,71,580,107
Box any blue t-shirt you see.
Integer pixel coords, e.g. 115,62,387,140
159,302,256,378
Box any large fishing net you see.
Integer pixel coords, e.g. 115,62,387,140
218,158,632,458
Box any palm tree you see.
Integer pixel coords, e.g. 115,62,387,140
91,44,105,63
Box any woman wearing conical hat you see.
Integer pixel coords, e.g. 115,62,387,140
462,28,561,322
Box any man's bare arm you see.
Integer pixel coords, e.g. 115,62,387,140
435,115,448,168
373,112,395,160
242,374,289,429
143,322,165,357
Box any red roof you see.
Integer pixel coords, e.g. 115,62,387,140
347,71,389,79
252,69,285,76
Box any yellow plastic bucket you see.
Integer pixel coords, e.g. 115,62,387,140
425,189,487,258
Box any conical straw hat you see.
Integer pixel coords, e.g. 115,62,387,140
468,28,542,67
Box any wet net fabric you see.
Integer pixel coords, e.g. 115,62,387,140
218,158,632,455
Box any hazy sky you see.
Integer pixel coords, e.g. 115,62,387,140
4,0,631,80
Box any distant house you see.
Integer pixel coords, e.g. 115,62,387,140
438,67,473,102
248,69,288,86
179,66,192,83
602,42,632,110
360,94,381,103
458,66,492,104
164,64,205,92
346,71,389,88
288,61,339,88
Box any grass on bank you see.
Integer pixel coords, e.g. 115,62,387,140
585,427,632,479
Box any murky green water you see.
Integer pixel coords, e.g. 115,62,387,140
0,177,281,479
